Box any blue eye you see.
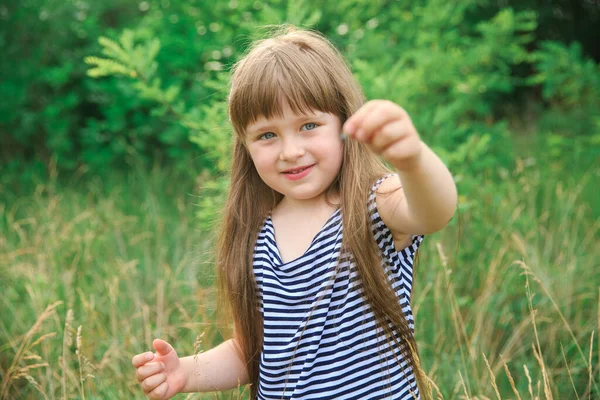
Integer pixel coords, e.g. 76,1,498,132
302,123,318,131
259,132,276,140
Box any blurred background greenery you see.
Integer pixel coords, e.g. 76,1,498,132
1,0,599,399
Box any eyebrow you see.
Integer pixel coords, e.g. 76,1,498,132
247,113,324,134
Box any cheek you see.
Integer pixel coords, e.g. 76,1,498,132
248,147,275,173
320,140,344,171
333,138,344,159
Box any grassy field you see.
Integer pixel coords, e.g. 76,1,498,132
0,159,598,399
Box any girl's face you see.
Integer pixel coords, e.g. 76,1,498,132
244,102,343,205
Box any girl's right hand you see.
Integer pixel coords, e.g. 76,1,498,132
132,339,187,399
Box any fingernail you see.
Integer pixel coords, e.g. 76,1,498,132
146,353,153,360
161,362,166,369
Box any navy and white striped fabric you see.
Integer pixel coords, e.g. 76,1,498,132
252,176,423,399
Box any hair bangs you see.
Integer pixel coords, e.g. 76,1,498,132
229,39,348,138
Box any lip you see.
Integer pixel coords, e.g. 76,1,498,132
282,164,314,173
281,164,315,181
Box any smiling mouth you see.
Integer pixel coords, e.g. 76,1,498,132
282,165,314,174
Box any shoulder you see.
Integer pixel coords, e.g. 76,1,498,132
369,174,419,253
372,174,413,236
372,174,403,214
374,173,402,195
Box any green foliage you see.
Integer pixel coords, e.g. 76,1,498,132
86,31,160,79
1,0,589,227
530,41,599,106
526,41,600,169
342,4,538,189
78,1,551,210
0,0,141,170
81,28,199,171
2,0,598,181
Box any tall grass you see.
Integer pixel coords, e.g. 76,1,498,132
0,159,598,399
415,161,599,399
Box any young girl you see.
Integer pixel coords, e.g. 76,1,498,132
132,26,456,400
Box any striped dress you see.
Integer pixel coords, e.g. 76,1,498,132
252,176,423,399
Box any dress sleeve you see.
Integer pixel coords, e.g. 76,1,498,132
367,174,424,299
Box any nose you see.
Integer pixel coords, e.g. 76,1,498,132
279,136,305,161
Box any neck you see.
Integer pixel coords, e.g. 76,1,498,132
275,192,340,216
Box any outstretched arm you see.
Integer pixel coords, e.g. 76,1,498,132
343,100,457,234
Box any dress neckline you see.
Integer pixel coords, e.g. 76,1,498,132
266,208,341,266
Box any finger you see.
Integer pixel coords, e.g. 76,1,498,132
354,104,402,143
141,373,166,394
136,361,165,382
132,352,154,368
148,381,169,400
370,120,408,153
381,140,423,168
342,101,380,136
153,339,174,357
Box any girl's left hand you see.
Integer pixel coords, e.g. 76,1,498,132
342,100,423,171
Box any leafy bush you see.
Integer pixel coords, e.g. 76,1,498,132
0,0,141,170
82,2,546,198
2,0,598,181
526,41,600,168
340,4,538,194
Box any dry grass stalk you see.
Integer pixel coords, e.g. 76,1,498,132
96,341,118,371
108,276,119,340
561,343,580,400
436,242,475,391
425,376,444,400
482,353,501,400
176,301,192,323
0,301,61,400
517,259,593,381
193,332,205,358
157,279,165,338
76,325,86,400
526,278,552,400
531,345,551,400
22,355,42,361
23,375,48,400
588,331,594,400
29,333,57,349
500,355,521,400
142,303,151,347
471,247,506,365
61,308,74,400
494,312,535,374
237,381,251,399
12,362,50,374
458,371,471,400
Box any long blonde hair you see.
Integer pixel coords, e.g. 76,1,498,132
216,26,429,399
